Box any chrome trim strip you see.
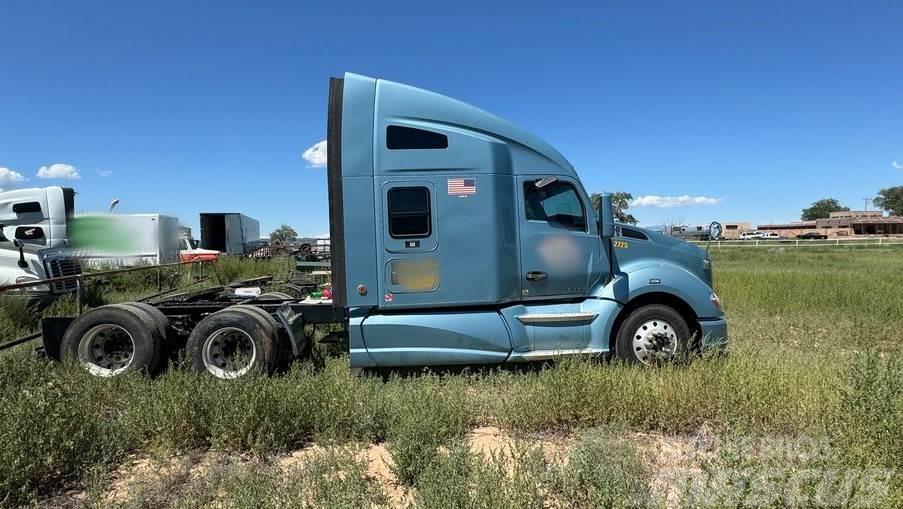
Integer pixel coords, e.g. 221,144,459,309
515,312,598,324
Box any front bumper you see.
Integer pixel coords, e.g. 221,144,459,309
698,317,728,350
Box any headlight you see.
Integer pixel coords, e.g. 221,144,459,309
15,275,40,285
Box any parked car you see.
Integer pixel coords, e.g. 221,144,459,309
760,232,781,239
739,231,763,240
797,232,828,240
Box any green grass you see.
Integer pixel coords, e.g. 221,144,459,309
0,248,901,507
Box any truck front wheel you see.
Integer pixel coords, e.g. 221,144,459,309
615,304,691,365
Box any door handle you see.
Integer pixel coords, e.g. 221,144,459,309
525,271,547,281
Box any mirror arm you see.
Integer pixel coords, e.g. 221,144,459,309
13,240,28,269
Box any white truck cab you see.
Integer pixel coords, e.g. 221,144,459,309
0,187,80,296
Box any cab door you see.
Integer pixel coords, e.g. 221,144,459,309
517,176,605,300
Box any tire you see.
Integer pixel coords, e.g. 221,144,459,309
186,305,279,379
275,283,310,299
256,292,293,301
614,304,691,365
61,305,163,377
232,304,289,366
116,302,170,373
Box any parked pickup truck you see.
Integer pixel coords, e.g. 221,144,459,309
40,73,727,379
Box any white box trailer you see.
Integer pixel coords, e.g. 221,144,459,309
199,213,260,255
71,214,181,268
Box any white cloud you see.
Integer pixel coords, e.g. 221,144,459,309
302,140,327,168
631,195,722,208
0,167,27,188
95,169,114,177
37,163,81,180
893,160,902,169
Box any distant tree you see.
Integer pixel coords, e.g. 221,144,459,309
663,216,686,237
269,224,298,244
590,191,638,225
801,198,848,221
873,186,903,216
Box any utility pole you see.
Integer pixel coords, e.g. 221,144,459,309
862,197,870,212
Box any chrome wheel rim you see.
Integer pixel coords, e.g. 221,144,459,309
78,324,135,377
202,327,256,379
631,319,677,364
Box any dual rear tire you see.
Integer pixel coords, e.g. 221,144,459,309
62,303,282,380
186,305,280,379
61,304,165,377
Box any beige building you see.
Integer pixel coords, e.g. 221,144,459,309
758,211,903,238
720,222,751,239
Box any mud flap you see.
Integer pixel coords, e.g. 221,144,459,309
274,305,308,357
40,316,76,361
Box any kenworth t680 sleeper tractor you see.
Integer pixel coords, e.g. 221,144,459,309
40,73,727,378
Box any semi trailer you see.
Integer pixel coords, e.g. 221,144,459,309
199,213,260,255
40,73,727,378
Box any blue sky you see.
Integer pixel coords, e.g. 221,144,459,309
1,1,901,236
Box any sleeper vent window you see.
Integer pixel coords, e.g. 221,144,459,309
387,187,432,238
621,227,648,240
13,202,42,214
386,125,448,150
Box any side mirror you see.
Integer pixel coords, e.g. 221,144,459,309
600,194,615,238
709,221,723,240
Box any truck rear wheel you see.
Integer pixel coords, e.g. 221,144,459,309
615,304,691,365
187,305,279,379
61,305,163,377
115,302,170,373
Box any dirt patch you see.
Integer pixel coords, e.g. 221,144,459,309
51,427,716,508
468,426,575,464
629,425,718,509
361,443,412,507
102,450,222,505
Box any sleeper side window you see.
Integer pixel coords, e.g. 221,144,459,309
524,181,587,232
386,126,448,150
13,202,42,214
387,187,431,238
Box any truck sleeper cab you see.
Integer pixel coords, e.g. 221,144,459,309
44,73,726,380
328,73,727,368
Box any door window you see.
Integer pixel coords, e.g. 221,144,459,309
523,181,587,232
387,187,432,238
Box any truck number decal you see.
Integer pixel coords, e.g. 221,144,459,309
613,240,629,249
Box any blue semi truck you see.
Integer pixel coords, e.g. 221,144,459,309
40,73,726,378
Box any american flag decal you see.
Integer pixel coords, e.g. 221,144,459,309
447,178,476,196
